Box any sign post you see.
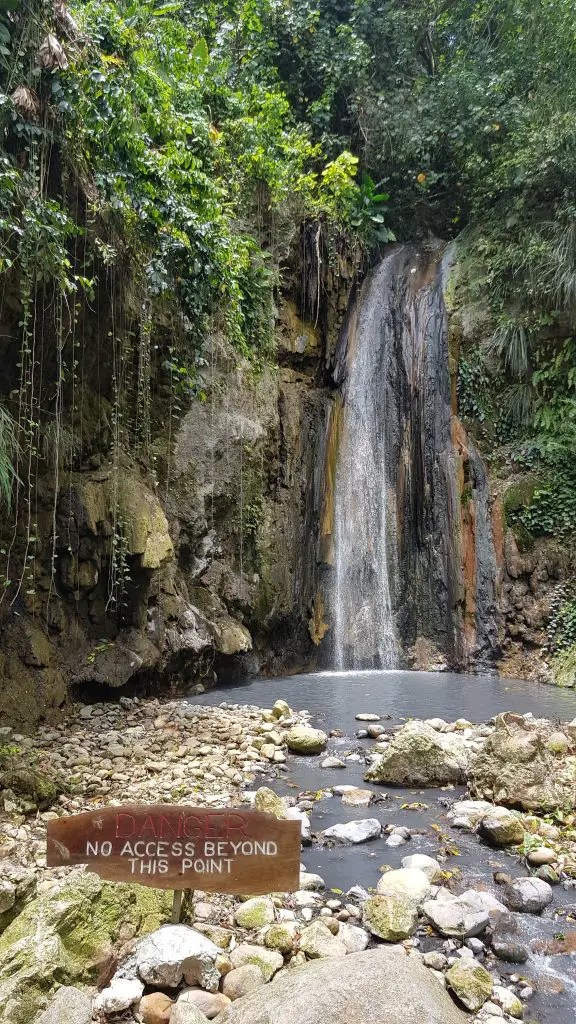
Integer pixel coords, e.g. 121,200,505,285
46,804,302,897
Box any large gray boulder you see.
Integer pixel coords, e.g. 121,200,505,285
365,721,467,786
213,947,469,1024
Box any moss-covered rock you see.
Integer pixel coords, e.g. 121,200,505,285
0,871,171,1023
264,923,297,954
0,767,64,809
234,898,275,929
253,787,287,818
445,959,493,1012
229,943,283,982
362,894,417,942
551,647,576,688
285,727,327,755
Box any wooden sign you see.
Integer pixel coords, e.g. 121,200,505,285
46,804,301,894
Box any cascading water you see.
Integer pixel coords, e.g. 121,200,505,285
331,244,499,671
333,253,399,670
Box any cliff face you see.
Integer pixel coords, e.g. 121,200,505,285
0,238,571,730
0,234,357,728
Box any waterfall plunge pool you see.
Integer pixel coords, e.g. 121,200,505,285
191,670,576,1024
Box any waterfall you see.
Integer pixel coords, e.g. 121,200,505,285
333,252,399,670
331,244,499,671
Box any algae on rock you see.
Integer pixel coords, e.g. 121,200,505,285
0,871,171,1023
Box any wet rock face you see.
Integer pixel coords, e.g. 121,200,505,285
328,244,500,672
468,712,576,811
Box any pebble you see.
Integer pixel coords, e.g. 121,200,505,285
355,713,381,722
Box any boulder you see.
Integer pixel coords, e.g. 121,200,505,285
272,700,291,719
254,787,287,818
134,924,220,990
299,920,347,959
445,959,493,1012
234,898,275,929
467,712,574,811
177,988,231,1019
322,819,381,844
362,895,417,941
492,985,523,1018
337,922,369,953
229,943,283,981
504,877,553,913
222,965,265,1000
364,721,467,787
0,861,36,933
376,868,432,910
264,923,298,954
212,946,469,1024
341,788,373,807
171,1004,212,1024
138,992,175,1024
401,854,443,883
422,891,493,938
447,800,493,831
285,727,328,755
478,807,525,846
37,987,92,1024
0,870,170,1023
490,937,528,964
527,847,556,866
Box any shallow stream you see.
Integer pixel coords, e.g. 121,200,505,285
192,670,576,1023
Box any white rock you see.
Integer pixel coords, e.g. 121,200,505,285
299,872,325,891
401,854,443,883
376,868,432,911
385,833,406,847
422,891,491,938
285,807,311,841
447,800,493,831
337,922,370,953
322,819,381,844
95,977,144,1013
135,924,220,990
321,757,346,769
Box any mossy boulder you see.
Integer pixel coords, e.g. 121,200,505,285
0,871,171,1023
285,727,328,755
365,721,467,787
0,767,64,810
362,894,417,942
234,898,275,929
445,959,493,1012
264,923,297,954
253,787,287,818
229,943,283,982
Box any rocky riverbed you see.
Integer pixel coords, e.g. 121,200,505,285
1,688,576,1024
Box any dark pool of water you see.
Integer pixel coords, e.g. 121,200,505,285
190,670,576,1023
